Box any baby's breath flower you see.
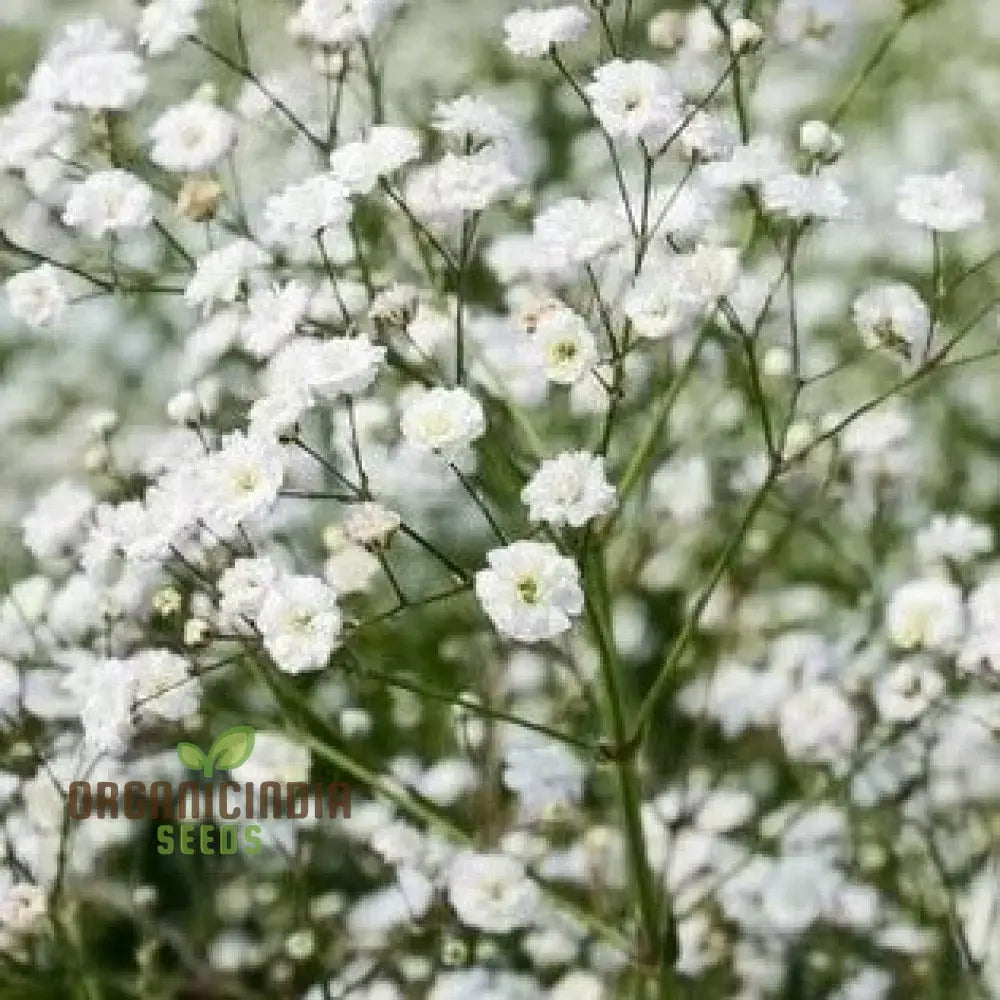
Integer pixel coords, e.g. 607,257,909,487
504,4,588,56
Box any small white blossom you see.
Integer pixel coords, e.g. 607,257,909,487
763,171,849,220
852,283,929,362
885,577,964,652
5,265,68,329
257,574,342,674
475,540,583,642
263,175,351,245
150,98,237,173
185,239,271,313
329,126,421,194
779,682,858,766
446,851,540,933
400,387,486,464
264,335,386,400
201,431,286,534
916,514,992,566
522,451,615,527
405,150,518,219
344,503,402,547
240,281,313,359
30,20,147,110
896,171,984,232
288,0,403,47
533,197,627,269
585,59,683,143
873,659,944,723
63,169,153,238
535,307,598,384
139,0,204,56
503,5,589,57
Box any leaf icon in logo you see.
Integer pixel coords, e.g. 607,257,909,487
177,741,208,772
206,725,255,775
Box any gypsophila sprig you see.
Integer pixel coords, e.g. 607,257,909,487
2,0,1000,996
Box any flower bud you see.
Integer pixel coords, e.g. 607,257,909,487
83,443,109,472
183,617,210,647
647,11,685,50
166,389,201,425
730,17,763,54
85,408,118,439
799,119,844,163
176,176,223,222
152,586,182,618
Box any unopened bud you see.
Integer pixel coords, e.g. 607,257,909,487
153,586,182,618
176,176,223,222
184,617,210,647
799,120,844,163
647,11,685,50
166,390,201,425
730,18,764,54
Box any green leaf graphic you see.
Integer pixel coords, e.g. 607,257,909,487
206,725,255,775
176,741,207,772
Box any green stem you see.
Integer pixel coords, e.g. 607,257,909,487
584,557,666,978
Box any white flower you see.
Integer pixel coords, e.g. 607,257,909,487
535,307,597,384
150,98,237,173
730,17,764,54
702,135,789,189
0,881,47,935
344,502,402,547
475,540,583,642
503,5,589,57
502,732,585,819
219,557,279,626
185,239,271,313
263,174,351,245
896,171,984,232
779,682,858,766
405,150,518,219
916,514,992,566
763,171,849,220
522,452,615,527
5,265,68,329
585,59,683,143
130,649,198,721
885,577,964,651
969,576,1000,633
650,455,712,523
201,431,286,534
265,335,386,400
446,851,540,933
29,20,146,110
324,544,381,594
241,281,312,358
680,111,736,161
799,120,843,161
852,283,929,363
0,100,72,172
62,169,153,238
400,387,486,463
139,0,203,56
288,0,403,46
257,574,342,673
624,245,739,339
22,480,93,560
873,659,944,723
329,126,421,194
533,197,626,269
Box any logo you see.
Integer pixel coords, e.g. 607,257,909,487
176,725,255,778
67,725,352,856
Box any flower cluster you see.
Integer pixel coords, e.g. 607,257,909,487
0,0,999,997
